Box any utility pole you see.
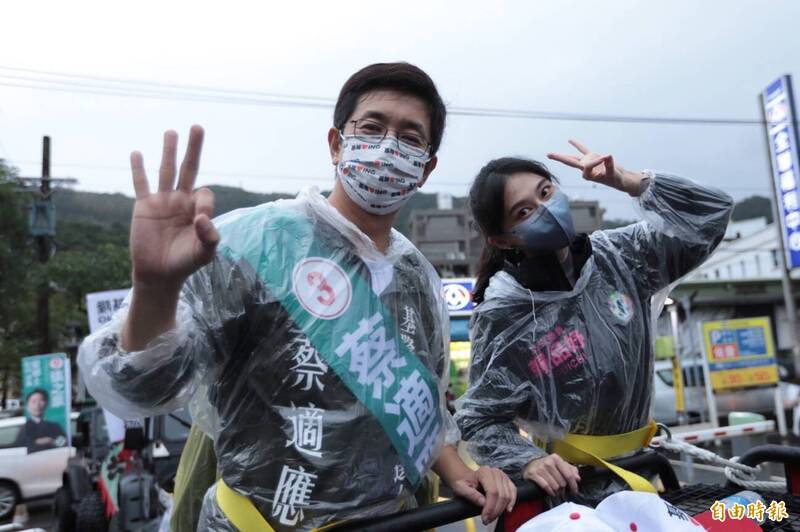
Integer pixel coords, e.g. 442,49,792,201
15,137,77,354
37,137,52,353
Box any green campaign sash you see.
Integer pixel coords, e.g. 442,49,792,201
218,207,442,486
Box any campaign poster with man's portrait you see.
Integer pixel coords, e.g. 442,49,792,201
18,353,71,453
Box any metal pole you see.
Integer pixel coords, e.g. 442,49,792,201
41,136,50,182
774,386,788,437
669,304,687,425
681,295,707,422
699,321,720,430
761,95,800,379
37,136,52,353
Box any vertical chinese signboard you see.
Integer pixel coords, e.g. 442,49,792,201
86,289,129,331
763,76,800,269
20,353,71,452
86,289,131,442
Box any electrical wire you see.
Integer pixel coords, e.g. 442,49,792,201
0,65,785,126
6,159,773,194
0,65,334,103
1,66,781,203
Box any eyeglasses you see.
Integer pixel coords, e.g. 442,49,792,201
345,118,431,159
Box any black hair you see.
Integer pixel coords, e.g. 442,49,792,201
26,387,49,404
469,157,558,304
333,62,446,156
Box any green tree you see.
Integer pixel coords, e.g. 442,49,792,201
0,161,37,405
45,243,131,344
0,160,133,406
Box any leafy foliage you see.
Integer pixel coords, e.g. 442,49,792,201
0,161,36,401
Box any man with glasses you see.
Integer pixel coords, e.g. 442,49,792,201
79,62,516,531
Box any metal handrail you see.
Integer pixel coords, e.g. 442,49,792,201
726,443,800,493
736,444,800,469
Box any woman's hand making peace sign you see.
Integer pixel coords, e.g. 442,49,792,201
547,139,646,197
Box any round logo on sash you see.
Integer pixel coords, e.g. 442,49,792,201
293,258,352,320
608,291,634,324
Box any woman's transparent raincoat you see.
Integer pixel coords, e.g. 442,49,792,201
455,172,733,502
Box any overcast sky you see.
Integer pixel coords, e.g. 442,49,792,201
2,0,799,219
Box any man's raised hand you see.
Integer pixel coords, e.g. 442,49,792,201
129,125,219,293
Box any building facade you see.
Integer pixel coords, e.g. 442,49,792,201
666,217,800,376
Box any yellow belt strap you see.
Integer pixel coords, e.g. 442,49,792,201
217,479,276,532
216,479,343,532
552,421,659,494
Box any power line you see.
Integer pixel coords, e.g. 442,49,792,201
0,65,781,126
6,158,472,190
0,80,335,111
7,158,773,194
0,65,334,103
449,106,766,125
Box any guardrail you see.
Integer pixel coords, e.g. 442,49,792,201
651,420,776,445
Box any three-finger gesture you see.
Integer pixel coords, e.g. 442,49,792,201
129,125,219,292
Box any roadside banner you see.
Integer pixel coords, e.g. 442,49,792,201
20,353,71,452
86,289,129,331
86,288,132,442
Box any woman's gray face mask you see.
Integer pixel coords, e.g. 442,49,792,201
509,189,577,252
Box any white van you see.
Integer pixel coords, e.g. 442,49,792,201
651,359,800,425
0,413,78,521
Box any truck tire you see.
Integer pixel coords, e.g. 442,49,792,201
75,492,108,532
53,486,76,532
66,463,93,500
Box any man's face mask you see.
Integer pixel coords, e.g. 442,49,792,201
509,188,577,252
336,133,429,215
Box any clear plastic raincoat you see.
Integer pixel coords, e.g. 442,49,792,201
455,172,733,497
78,188,457,531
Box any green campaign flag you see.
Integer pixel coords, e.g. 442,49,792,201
20,353,71,452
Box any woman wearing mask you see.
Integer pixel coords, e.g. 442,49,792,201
454,140,733,504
